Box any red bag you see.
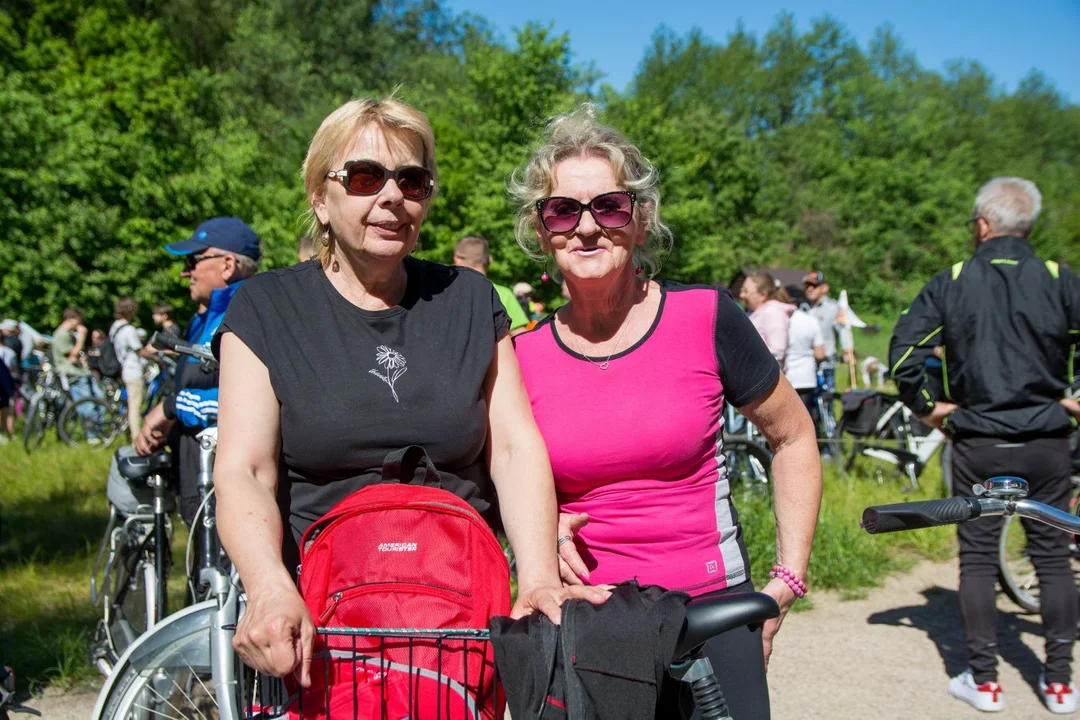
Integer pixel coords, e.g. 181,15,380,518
292,446,510,719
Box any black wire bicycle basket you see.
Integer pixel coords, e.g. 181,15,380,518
250,627,503,720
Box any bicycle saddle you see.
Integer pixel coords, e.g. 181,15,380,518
116,450,171,480
673,592,779,659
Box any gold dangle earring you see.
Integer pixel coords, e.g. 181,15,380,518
323,228,340,272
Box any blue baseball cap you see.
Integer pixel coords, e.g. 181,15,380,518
165,217,261,261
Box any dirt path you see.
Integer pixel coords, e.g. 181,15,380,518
769,558,1076,719
21,558,1075,719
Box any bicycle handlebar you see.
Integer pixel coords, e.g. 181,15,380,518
862,496,1080,535
150,331,218,368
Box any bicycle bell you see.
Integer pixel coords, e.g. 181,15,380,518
974,476,1029,499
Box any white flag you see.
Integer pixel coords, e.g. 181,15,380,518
838,290,867,328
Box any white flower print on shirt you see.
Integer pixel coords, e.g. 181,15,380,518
369,345,407,402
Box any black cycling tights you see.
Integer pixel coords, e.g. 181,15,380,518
657,580,771,720
952,437,1076,685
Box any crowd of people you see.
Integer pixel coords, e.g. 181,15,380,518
0,300,187,445
3,94,1079,718
736,269,854,428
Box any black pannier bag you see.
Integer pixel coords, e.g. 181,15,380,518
840,390,889,437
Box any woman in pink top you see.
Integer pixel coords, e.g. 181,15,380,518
509,107,822,719
739,271,795,363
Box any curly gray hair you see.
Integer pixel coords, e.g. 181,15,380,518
508,104,673,279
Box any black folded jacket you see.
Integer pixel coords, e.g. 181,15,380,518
489,581,689,719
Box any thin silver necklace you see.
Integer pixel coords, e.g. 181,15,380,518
563,304,637,370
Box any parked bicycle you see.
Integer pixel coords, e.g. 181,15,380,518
92,332,287,719
21,354,71,452
88,445,177,675
838,387,952,490
59,352,176,449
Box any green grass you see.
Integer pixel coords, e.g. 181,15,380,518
740,459,954,609
0,436,189,693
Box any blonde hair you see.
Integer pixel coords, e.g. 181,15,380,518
508,103,673,280
301,97,438,265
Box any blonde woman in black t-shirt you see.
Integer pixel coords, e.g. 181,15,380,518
212,97,611,686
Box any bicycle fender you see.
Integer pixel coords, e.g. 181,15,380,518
91,599,218,719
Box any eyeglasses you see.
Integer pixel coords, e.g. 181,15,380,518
965,216,982,230
535,191,636,234
183,253,228,272
325,160,434,201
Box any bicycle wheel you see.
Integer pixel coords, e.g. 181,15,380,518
21,396,48,452
99,602,227,719
999,514,1043,613
98,599,283,720
59,397,124,448
724,439,773,497
999,486,1080,615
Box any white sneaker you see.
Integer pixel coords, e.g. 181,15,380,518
949,668,1005,712
87,437,102,446
1040,675,1078,714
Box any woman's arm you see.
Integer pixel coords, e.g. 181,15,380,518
215,332,314,685
484,336,611,623
70,324,87,362
740,375,821,668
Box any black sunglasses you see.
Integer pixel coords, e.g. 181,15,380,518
535,191,636,234
183,253,229,272
326,160,434,201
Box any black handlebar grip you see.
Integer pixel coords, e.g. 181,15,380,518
150,331,184,352
861,496,982,534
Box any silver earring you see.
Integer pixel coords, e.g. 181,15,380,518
321,230,330,247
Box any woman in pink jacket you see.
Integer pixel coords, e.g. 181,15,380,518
739,271,795,363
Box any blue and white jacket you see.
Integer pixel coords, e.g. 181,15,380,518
164,281,244,429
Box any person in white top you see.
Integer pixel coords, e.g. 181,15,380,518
785,307,825,420
110,297,147,439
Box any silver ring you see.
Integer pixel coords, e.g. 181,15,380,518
556,535,573,550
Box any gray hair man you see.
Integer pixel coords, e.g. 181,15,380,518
889,176,1080,713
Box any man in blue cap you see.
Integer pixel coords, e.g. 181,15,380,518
135,217,261,524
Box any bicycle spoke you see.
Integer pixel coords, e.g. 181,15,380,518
131,702,185,719
165,669,212,720
186,662,218,715
134,685,188,720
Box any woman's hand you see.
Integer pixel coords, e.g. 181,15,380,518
758,577,798,672
556,512,591,586
233,581,315,686
511,582,613,625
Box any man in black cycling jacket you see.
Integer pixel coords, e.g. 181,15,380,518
890,176,1080,714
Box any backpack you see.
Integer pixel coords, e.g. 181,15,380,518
292,446,510,720
839,389,889,437
98,323,129,379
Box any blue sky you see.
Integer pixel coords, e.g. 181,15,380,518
444,0,1079,102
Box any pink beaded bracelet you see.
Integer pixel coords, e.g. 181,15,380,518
769,564,807,598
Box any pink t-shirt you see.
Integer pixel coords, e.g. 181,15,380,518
515,284,779,596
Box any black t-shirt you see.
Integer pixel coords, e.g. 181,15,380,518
214,256,509,566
